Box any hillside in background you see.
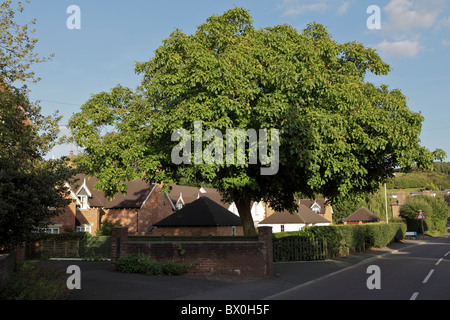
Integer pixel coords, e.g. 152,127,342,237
387,162,450,191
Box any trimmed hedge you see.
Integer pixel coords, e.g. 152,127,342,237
274,222,406,257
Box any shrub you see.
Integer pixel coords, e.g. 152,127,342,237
275,223,406,257
399,195,449,235
114,253,187,276
97,219,122,236
0,262,71,300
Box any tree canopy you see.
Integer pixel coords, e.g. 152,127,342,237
69,7,445,235
0,0,74,249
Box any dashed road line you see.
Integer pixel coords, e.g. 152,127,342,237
422,269,434,284
436,258,443,266
410,292,419,300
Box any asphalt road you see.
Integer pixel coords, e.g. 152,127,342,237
266,234,450,300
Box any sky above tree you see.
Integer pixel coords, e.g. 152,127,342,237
13,0,450,161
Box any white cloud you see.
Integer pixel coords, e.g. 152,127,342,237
276,0,329,16
375,39,424,58
383,0,445,33
442,39,450,47
275,0,354,17
337,1,351,15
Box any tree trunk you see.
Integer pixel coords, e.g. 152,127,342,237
235,197,257,236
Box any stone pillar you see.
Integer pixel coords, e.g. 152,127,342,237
258,226,273,277
110,227,128,271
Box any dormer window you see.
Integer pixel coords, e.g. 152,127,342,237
79,195,89,210
311,201,321,214
176,192,184,210
76,178,92,211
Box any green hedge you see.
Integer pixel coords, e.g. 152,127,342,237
274,222,406,257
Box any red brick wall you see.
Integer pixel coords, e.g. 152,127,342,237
103,208,138,233
140,184,174,229
76,208,100,235
51,200,77,232
111,226,273,279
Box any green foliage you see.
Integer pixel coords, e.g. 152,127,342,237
332,185,393,223
97,219,122,236
0,262,71,300
275,223,406,257
69,7,445,236
0,0,76,249
114,253,188,276
388,170,450,190
0,0,54,85
399,195,450,235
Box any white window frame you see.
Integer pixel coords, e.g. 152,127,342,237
43,227,60,234
79,195,89,210
76,225,91,233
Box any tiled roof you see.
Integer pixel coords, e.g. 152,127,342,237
259,204,330,225
69,174,155,209
343,207,381,222
154,196,242,226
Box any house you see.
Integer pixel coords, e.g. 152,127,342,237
257,204,331,233
165,185,269,227
49,174,174,235
296,198,333,223
342,207,381,224
150,196,244,236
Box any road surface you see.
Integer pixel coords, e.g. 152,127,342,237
266,235,450,300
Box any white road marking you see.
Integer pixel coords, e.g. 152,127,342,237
422,269,434,284
436,258,443,266
410,292,419,300
444,250,450,257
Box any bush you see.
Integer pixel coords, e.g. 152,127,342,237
114,253,187,276
0,262,71,300
399,195,450,236
97,219,122,236
275,223,406,257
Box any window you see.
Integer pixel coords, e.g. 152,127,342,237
76,225,91,233
43,228,59,234
281,225,285,232
79,195,88,210
232,226,236,236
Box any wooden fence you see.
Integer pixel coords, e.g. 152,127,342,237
273,237,328,262
25,236,111,259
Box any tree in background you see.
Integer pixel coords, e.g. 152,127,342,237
0,0,75,250
332,185,394,223
69,7,445,235
400,195,450,235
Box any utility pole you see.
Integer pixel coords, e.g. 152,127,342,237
385,183,389,224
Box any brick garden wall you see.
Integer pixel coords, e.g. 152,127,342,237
111,226,273,279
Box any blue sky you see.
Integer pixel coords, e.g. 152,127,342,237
15,0,450,161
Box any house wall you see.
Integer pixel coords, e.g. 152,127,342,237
258,223,305,233
76,208,100,235
51,200,77,232
103,208,138,233
149,225,244,237
138,184,174,233
111,226,273,279
323,204,333,223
